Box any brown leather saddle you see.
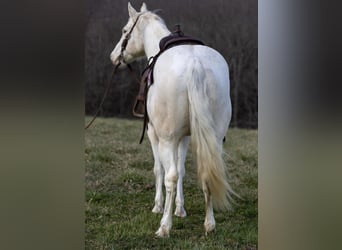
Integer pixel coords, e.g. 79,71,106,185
133,25,205,143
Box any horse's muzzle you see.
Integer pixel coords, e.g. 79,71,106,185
110,54,119,66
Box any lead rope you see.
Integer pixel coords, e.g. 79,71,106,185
85,62,121,130
85,61,142,130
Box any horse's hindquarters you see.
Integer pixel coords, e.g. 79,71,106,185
146,50,193,140
147,80,190,140
147,45,230,141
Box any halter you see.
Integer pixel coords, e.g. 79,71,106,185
119,14,142,64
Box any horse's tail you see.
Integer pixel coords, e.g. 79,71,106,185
186,59,234,211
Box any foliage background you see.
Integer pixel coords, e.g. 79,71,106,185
85,0,257,128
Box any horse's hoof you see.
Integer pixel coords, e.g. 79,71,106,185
204,222,216,235
155,227,170,238
152,205,163,214
174,206,187,218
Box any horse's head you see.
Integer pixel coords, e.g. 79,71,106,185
110,2,148,66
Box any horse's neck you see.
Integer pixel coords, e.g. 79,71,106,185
143,19,170,58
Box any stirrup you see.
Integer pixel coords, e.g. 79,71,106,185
132,97,145,118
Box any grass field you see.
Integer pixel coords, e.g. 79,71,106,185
85,117,257,249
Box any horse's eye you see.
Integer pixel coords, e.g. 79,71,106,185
122,29,127,34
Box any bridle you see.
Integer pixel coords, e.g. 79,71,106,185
119,14,142,65
119,10,161,64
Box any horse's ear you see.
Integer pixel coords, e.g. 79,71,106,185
140,2,148,12
128,2,137,18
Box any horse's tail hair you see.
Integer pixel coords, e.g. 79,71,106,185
186,59,235,211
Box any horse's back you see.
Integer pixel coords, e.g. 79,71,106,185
163,45,228,73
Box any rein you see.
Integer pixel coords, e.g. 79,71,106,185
84,62,140,130
85,62,121,129
85,14,142,130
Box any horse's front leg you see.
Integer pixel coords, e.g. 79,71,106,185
174,136,189,218
147,124,164,214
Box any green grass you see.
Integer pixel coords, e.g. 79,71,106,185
85,117,257,249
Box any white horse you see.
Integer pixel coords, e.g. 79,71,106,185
110,2,234,237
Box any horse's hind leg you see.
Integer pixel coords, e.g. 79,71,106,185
155,138,178,237
203,141,225,235
147,124,164,214
203,182,216,234
174,136,189,217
